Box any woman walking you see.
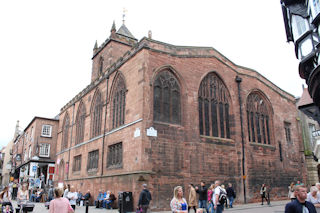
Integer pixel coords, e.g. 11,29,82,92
170,186,188,213
207,184,214,213
260,183,268,205
188,184,197,213
49,187,74,213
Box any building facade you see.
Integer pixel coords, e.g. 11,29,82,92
55,22,306,209
297,87,320,185
12,117,58,186
1,121,20,186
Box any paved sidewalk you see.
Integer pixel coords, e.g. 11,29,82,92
10,199,290,213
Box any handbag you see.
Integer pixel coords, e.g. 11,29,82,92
136,207,143,213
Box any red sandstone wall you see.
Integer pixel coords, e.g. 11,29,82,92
54,39,304,210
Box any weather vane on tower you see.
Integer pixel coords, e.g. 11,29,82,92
122,8,127,24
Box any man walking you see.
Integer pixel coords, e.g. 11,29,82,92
138,184,152,213
213,180,224,213
226,183,235,208
196,181,208,213
285,185,316,213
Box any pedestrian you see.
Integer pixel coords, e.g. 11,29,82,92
212,180,224,213
285,185,316,213
207,184,214,213
170,186,188,213
63,184,70,198
67,186,78,211
316,183,320,196
12,180,18,200
188,184,197,213
49,187,74,213
221,185,227,209
138,184,152,213
0,186,12,206
48,185,54,202
195,181,208,213
40,172,45,189
17,184,29,202
306,186,320,211
295,180,303,186
260,183,268,205
288,182,295,201
226,183,235,208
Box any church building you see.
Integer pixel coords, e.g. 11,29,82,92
55,21,305,209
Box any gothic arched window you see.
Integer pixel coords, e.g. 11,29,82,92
112,75,126,129
91,90,103,138
75,101,86,144
246,92,272,144
62,114,70,150
198,73,230,138
153,70,181,124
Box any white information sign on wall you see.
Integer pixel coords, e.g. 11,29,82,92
134,128,141,138
146,127,157,137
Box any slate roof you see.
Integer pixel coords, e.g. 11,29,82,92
116,24,137,40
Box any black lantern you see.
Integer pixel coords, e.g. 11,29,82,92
281,0,320,114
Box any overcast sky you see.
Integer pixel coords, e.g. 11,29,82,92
0,0,304,148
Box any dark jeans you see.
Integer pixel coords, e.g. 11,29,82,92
198,200,208,213
140,204,149,213
215,205,223,213
228,196,234,207
261,193,268,205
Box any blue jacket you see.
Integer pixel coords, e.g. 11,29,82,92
97,192,104,201
285,199,317,213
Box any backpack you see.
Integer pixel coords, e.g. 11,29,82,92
218,187,227,205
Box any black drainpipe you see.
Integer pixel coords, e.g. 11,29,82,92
101,76,109,176
67,103,75,180
235,76,246,203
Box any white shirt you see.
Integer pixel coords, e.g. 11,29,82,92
67,192,78,205
303,205,310,213
306,192,320,205
212,187,221,205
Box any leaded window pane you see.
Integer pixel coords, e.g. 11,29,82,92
92,91,102,138
225,103,230,138
198,73,230,138
107,142,122,168
87,150,99,170
246,93,272,144
76,102,86,144
211,100,218,137
62,114,70,150
153,70,181,124
112,76,126,129
199,98,204,135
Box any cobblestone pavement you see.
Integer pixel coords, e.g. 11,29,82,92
11,200,289,213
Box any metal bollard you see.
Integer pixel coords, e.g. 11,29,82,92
85,201,89,213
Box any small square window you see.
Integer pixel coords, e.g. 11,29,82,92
41,125,52,137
